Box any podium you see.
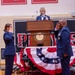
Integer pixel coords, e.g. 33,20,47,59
26,20,54,46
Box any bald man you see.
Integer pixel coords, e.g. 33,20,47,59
55,19,73,75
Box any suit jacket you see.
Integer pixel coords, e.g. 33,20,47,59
3,31,15,55
36,15,50,21
56,26,73,57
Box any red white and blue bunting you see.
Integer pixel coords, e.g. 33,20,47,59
14,46,75,75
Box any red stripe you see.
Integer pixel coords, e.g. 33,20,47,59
47,47,56,52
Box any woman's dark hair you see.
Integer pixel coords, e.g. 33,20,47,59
4,23,11,31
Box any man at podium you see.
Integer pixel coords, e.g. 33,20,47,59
36,7,50,21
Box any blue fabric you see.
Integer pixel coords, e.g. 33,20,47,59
61,57,70,75
5,55,14,75
3,31,15,55
56,26,73,57
36,15,50,21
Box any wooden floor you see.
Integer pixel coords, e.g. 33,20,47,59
0,61,25,75
0,70,25,75
0,70,50,75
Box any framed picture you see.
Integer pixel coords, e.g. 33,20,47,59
1,0,27,5
31,0,58,4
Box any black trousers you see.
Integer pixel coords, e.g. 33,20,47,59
5,55,14,75
61,57,70,75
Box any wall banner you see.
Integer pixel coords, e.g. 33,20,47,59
1,0,27,5
32,0,58,4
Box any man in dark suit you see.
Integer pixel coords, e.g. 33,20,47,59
3,23,15,75
55,19,73,75
36,7,50,21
